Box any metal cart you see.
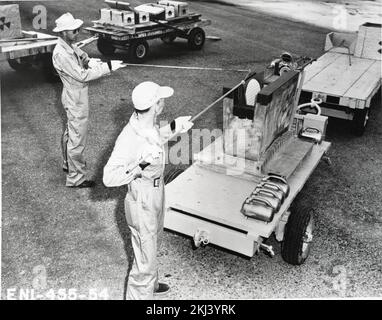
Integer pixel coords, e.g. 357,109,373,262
84,13,211,62
163,63,331,265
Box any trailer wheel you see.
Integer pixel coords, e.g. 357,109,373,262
129,40,149,62
187,27,205,50
164,168,184,185
352,108,369,136
97,38,116,55
161,34,177,44
281,205,314,265
8,58,33,72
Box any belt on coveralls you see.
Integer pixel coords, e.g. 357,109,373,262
128,177,162,191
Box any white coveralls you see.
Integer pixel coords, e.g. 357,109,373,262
103,113,173,300
52,38,110,186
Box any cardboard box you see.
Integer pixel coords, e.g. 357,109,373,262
158,1,188,17
223,71,300,161
152,4,175,20
99,8,135,26
135,4,166,20
134,11,149,24
0,4,22,40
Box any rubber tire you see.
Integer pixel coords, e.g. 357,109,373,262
187,27,205,50
129,40,149,62
97,38,116,55
164,168,184,185
161,34,177,44
281,205,314,265
352,108,369,136
8,58,33,72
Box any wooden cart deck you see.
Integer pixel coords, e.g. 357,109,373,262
302,52,381,108
0,31,57,61
164,135,330,256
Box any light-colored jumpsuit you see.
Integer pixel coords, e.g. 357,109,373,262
52,37,110,186
103,113,173,300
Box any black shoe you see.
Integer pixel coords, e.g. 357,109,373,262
69,180,96,188
154,283,170,295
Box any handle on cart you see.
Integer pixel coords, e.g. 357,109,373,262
246,197,274,210
259,181,283,192
262,175,288,185
252,188,280,199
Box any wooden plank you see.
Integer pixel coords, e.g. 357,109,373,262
303,54,375,96
303,52,343,83
264,137,313,179
0,38,57,53
165,141,331,239
343,60,382,100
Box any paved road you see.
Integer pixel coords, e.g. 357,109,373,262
1,0,381,300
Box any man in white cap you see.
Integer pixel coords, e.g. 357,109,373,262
52,12,125,188
103,81,193,299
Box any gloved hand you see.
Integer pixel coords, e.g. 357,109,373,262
175,116,194,133
110,60,127,71
140,145,163,164
87,58,102,69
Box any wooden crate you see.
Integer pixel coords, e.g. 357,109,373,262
0,4,22,40
223,71,300,161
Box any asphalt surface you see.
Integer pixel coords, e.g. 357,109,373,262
1,0,381,300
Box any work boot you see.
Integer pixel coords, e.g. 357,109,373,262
154,283,170,296
69,180,96,188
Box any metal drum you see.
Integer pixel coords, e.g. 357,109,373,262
261,175,290,197
241,197,275,222
249,188,282,211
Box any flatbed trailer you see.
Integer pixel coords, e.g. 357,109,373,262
85,13,211,61
0,30,57,74
300,23,382,135
163,65,331,265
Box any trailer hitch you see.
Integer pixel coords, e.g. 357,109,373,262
259,243,275,257
193,229,210,248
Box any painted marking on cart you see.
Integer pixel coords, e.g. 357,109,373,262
169,207,248,234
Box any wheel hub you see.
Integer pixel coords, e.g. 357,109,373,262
136,44,146,58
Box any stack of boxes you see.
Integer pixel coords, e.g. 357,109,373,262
99,8,135,26
97,0,189,27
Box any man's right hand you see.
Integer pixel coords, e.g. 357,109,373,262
110,60,127,71
175,116,194,133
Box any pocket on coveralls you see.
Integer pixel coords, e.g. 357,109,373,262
124,184,140,230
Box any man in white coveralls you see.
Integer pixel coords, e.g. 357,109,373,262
52,12,125,188
103,81,193,299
